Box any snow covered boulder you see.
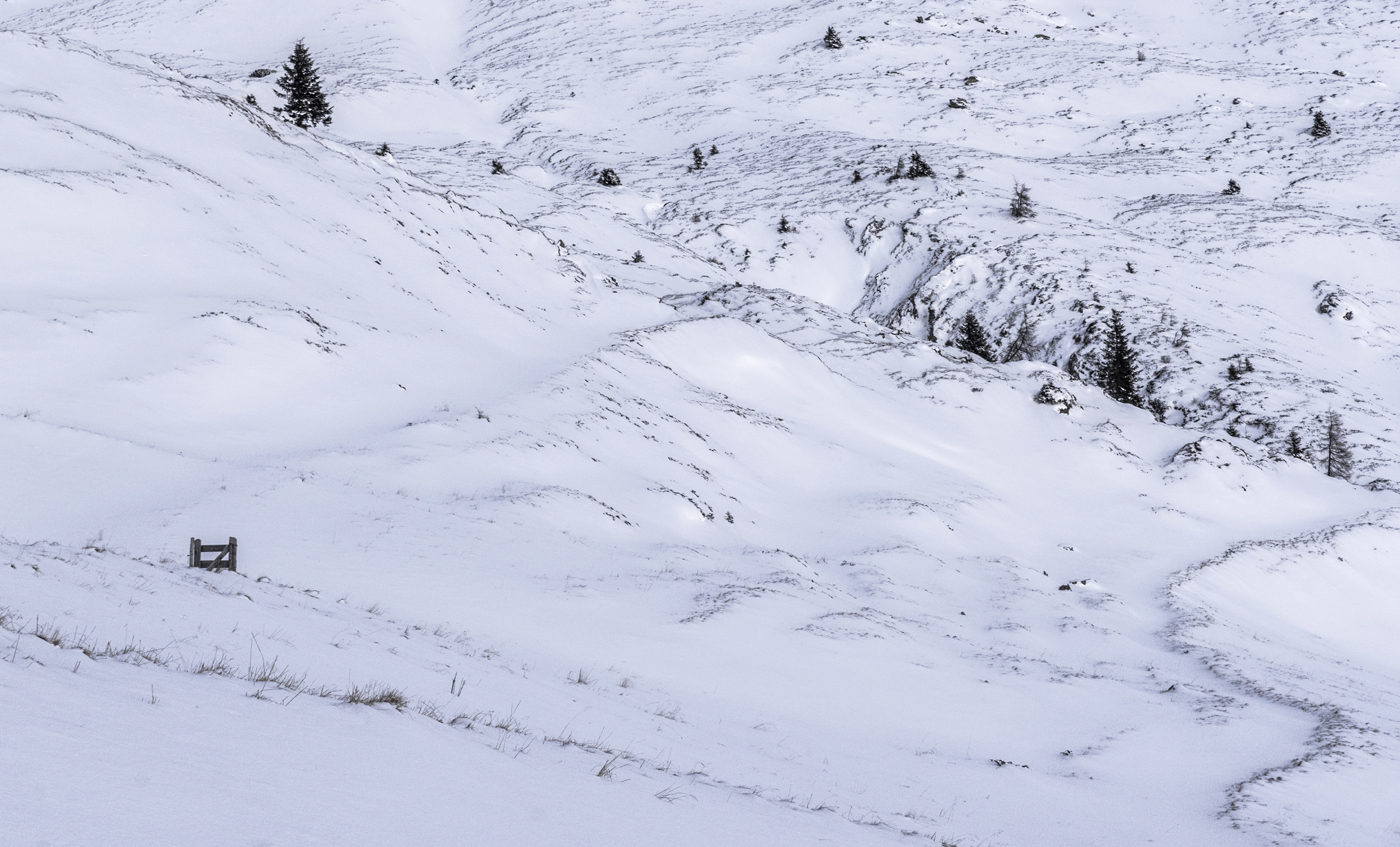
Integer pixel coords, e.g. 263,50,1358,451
1168,437,1261,471
1033,381,1076,414
1314,280,1362,321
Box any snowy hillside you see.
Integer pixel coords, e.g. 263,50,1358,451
2,1,1399,845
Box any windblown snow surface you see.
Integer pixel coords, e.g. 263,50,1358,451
2,0,1399,844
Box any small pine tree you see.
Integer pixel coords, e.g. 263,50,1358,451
824,26,843,49
906,151,933,179
631,251,644,264
273,40,333,128
710,144,719,155
1098,310,1143,407
1222,179,1241,195
1136,49,1146,62
777,215,794,233
954,313,995,360
491,159,506,175
852,169,863,183
888,156,905,182
1322,410,1354,479
375,142,391,157
1310,112,1332,138
597,168,622,186
691,148,706,170
1284,429,1310,461
1010,181,1035,218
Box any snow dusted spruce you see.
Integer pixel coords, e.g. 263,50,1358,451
2,1,1400,846
273,40,332,128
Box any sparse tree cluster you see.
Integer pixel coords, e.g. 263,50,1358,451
888,151,934,181
906,151,934,179
1282,414,1357,479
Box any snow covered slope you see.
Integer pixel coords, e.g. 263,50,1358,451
3,2,1400,845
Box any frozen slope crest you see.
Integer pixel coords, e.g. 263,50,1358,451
1,3,1399,846
1169,510,1400,847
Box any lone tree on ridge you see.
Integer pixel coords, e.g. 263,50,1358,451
274,40,333,128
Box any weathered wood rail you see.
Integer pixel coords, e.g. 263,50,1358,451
189,537,237,572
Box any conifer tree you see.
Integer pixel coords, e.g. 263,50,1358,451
1284,429,1310,461
1010,181,1035,218
1222,179,1241,195
1098,310,1143,407
597,168,622,186
1001,319,1037,362
691,148,706,170
906,151,933,179
1322,411,1354,480
273,40,333,128
824,26,844,49
954,312,995,360
1310,112,1332,138
777,215,794,233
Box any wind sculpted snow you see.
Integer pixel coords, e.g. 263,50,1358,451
2,2,1400,845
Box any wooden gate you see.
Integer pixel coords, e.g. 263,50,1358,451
189,537,237,572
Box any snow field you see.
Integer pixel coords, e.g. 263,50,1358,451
3,0,1400,844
